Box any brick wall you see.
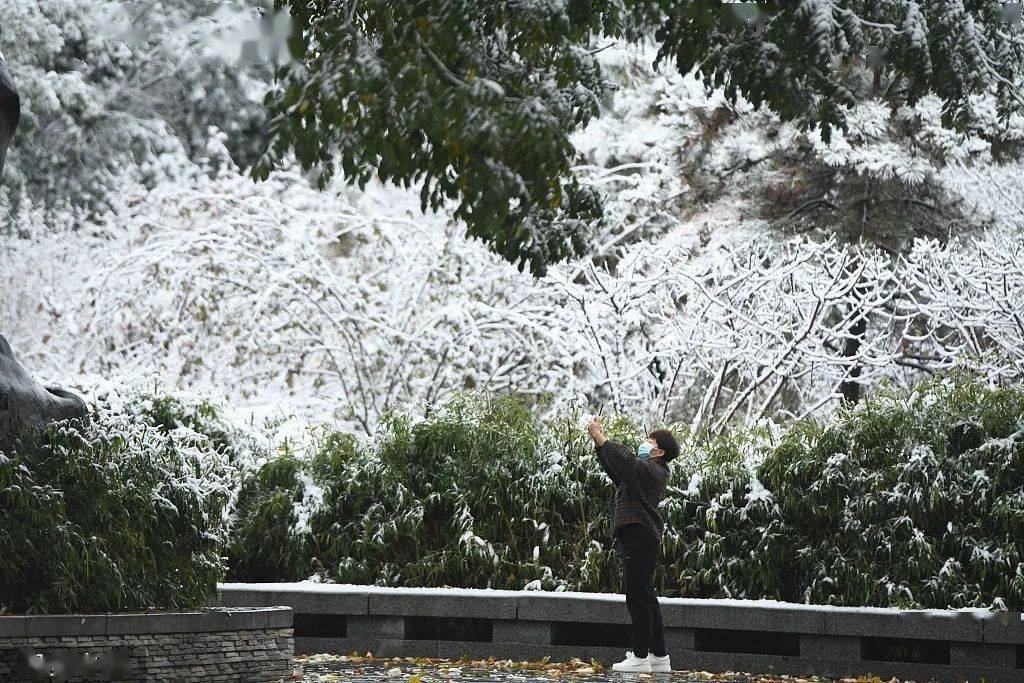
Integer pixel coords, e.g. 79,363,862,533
0,607,294,682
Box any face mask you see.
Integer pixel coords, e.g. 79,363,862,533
637,442,654,460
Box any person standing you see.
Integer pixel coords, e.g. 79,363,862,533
587,416,679,673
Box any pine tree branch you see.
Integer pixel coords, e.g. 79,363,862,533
779,198,839,223
831,5,904,34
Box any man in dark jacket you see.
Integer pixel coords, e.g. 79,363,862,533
588,416,678,673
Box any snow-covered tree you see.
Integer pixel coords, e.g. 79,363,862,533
262,2,1024,275
256,0,628,276
0,0,270,225
655,1,1024,143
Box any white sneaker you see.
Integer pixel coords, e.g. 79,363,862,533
611,650,652,673
646,654,671,672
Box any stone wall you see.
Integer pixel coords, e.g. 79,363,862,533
216,582,1024,683
0,606,294,682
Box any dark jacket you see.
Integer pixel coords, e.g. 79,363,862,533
595,439,669,545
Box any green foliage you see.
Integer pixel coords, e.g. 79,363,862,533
226,453,312,582
653,1,1024,143
684,374,1024,608
0,388,245,614
229,376,1024,609
256,1,1023,273
227,392,655,590
256,0,631,275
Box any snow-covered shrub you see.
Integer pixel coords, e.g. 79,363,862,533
676,373,1024,610
15,160,1024,439
225,391,670,591
227,377,1024,609
226,452,314,582
0,379,266,614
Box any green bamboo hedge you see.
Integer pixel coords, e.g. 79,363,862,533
0,385,262,614
6,374,1023,614
226,375,1024,610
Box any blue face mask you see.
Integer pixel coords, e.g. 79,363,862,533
637,442,654,460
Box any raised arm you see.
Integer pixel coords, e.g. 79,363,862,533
587,417,646,497
595,441,622,485
596,439,647,500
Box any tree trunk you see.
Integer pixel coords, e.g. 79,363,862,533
838,313,866,404
0,57,89,438
0,55,18,176
838,243,871,405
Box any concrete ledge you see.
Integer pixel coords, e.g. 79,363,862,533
218,584,1003,642
23,615,107,637
266,606,295,629
105,612,185,635
666,599,825,633
951,641,1016,669
369,591,516,620
219,583,1024,682
349,615,404,639
977,609,1024,644
294,636,363,655
819,605,985,641
493,620,551,644
0,607,292,637
217,586,369,615
0,617,26,638
517,591,631,624
800,633,858,660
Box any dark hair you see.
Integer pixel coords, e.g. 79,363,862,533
649,429,679,463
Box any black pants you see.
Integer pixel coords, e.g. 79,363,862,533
615,522,667,658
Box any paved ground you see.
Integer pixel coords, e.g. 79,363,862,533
295,652,900,683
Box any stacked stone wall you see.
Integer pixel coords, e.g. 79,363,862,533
0,607,293,682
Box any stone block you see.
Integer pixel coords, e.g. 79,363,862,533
294,636,368,656
189,610,238,633
23,615,107,637
950,641,1015,669
0,616,27,638
348,615,404,639
434,640,494,660
800,634,858,660
540,643,624,664
664,627,695,651
246,610,270,630
492,620,551,645
106,612,186,635
218,586,369,616
820,606,983,642
517,592,630,624
369,591,515,619
978,609,1024,644
376,638,438,658
265,607,294,629
663,599,825,633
